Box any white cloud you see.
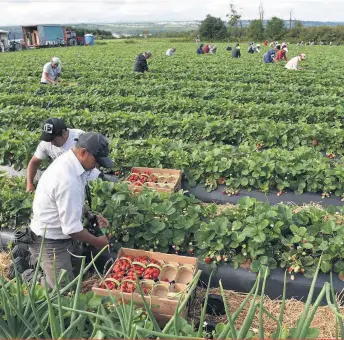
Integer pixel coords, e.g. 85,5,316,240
1,0,344,26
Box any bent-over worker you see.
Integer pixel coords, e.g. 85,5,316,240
133,51,152,73
274,47,288,62
196,43,204,54
166,47,176,56
26,118,100,192
29,132,113,288
263,49,276,63
232,44,241,58
41,57,61,84
285,53,306,70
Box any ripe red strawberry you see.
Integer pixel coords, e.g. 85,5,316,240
205,257,212,264
115,171,120,176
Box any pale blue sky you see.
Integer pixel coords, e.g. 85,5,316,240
1,0,343,26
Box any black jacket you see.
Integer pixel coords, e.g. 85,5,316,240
134,54,148,73
232,48,241,58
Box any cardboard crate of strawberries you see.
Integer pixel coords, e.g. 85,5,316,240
92,248,198,319
125,167,182,193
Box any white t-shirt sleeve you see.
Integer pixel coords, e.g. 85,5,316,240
34,142,49,160
43,63,51,74
55,183,84,236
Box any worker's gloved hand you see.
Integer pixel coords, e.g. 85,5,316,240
99,173,119,184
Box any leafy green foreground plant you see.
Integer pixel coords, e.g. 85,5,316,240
1,236,344,339
2,174,344,279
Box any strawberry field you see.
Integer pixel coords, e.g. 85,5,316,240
1,40,344,280
0,41,344,197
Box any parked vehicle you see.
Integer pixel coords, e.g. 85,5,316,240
22,25,66,48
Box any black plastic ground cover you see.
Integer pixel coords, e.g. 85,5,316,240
182,179,344,207
199,263,344,305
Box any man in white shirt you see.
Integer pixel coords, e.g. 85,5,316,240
26,118,100,192
166,47,176,56
40,57,62,84
29,132,112,288
285,53,306,70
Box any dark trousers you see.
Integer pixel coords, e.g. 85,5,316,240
29,232,82,288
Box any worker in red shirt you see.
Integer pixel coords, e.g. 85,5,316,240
274,47,288,62
203,44,210,54
264,40,268,46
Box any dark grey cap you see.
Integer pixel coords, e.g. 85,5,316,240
75,132,114,168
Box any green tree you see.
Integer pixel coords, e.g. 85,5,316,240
286,20,304,40
247,19,265,41
265,17,286,40
199,14,228,40
226,3,243,39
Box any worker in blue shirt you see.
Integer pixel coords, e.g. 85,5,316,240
263,49,276,63
196,43,204,54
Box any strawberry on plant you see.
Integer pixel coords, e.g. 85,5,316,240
115,171,120,176
205,257,212,264
217,177,226,185
312,139,318,147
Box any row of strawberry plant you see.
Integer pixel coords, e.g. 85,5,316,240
1,108,343,154
1,173,344,279
1,90,344,123
1,129,344,196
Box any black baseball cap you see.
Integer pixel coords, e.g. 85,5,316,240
75,132,114,168
40,118,67,142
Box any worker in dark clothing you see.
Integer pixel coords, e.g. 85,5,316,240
263,49,276,63
133,51,152,73
232,44,241,58
196,43,204,54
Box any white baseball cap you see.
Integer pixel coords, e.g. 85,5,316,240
52,57,61,65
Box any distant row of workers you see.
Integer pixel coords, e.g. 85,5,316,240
263,43,307,70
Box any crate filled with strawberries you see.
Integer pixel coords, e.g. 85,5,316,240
125,167,182,193
92,248,198,319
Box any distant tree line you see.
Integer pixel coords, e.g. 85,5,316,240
198,6,344,43
65,27,114,39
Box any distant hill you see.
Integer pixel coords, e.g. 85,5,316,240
2,20,344,40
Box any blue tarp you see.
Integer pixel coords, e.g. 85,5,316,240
38,25,64,45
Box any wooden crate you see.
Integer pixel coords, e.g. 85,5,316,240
125,167,182,193
92,248,197,319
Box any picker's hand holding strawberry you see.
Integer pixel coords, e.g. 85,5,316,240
97,215,109,228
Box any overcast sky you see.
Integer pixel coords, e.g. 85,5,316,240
1,0,344,26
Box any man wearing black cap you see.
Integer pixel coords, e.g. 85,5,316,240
26,118,100,192
29,132,112,288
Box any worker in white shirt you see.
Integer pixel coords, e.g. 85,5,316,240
26,118,101,192
40,57,62,84
166,47,176,56
0,40,4,53
29,132,112,288
285,53,306,70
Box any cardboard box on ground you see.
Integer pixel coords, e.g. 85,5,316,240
92,248,198,321
125,167,182,193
